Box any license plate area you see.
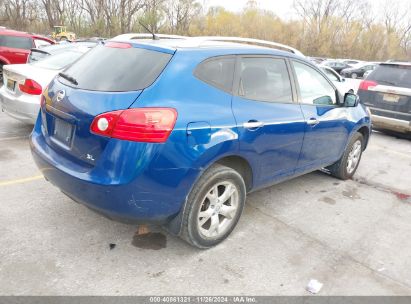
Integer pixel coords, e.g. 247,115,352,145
383,93,400,103
6,79,16,92
52,118,74,147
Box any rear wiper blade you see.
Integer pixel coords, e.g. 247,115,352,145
378,80,396,86
58,72,78,85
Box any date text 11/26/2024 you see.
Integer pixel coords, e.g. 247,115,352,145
149,297,257,303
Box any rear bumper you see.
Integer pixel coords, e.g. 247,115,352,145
0,87,39,124
30,117,199,224
372,114,411,133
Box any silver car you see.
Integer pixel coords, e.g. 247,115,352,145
320,66,355,94
0,47,90,124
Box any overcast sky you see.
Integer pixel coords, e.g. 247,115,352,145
205,0,411,20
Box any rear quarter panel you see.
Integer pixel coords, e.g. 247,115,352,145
129,49,242,189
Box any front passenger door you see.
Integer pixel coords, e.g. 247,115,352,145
292,61,349,172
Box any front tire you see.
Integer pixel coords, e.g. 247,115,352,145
327,132,364,180
180,164,246,248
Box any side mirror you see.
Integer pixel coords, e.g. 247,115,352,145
341,78,346,82
344,92,359,107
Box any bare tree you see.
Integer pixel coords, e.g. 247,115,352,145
164,0,201,34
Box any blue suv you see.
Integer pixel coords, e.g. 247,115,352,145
30,36,371,248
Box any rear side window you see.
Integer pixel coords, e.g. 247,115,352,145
194,56,235,92
59,44,173,91
0,35,32,49
368,65,411,88
239,57,293,103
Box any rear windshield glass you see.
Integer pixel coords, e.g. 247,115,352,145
58,44,173,91
0,35,32,49
32,50,86,70
28,50,49,63
368,65,411,88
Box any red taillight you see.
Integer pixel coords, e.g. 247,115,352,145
90,108,177,143
19,79,42,95
359,80,377,91
105,41,132,49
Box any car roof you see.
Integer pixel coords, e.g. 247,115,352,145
0,29,52,41
381,61,411,67
110,34,305,59
0,29,33,37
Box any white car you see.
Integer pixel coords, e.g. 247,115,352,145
0,47,90,124
321,66,355,94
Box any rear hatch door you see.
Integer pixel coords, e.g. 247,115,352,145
42,42,174,168
359,63,411,122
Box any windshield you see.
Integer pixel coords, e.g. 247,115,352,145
31,50,85,70
368,64,411,89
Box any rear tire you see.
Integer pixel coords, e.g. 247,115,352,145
327,132,364,180
180,164,246,248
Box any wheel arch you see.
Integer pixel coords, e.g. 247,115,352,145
357,125,371,150
164,153,254,236
215,155,253,192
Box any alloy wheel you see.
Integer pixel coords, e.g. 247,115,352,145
197,181,239,239
347,140,362,174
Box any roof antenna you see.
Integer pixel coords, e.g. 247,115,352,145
139,21,159,40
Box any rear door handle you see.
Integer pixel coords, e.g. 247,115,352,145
243,121,264,130
307,118,319,126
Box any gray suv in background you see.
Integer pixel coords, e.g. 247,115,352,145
358,62,411,135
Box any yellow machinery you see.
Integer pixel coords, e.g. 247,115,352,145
52,26,76,41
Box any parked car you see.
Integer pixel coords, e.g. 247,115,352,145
0,46,90,123
30,37,371,248
321,66,355,94
321,60,352,74
309,57,326,65
0,30,54,82
341,63,376,79
342,59,362,65
28,40,100,63
358,62,411,134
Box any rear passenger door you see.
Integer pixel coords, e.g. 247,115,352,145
291,60,349,172
231,56,306,187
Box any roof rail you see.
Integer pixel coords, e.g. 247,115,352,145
111,33,189,41
192,36,304,57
